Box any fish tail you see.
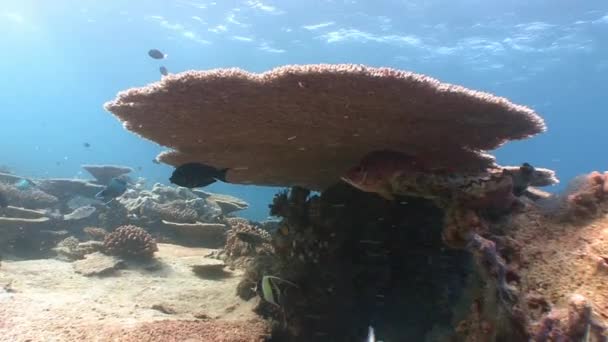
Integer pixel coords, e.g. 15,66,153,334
217,168,229,182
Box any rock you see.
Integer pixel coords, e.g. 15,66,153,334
151,303,177,315
72,252,125,276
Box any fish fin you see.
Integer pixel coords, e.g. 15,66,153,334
216,168,229,182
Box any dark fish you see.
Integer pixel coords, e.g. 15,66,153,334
169,162,228,188
95,177,128,200
148,49,166,59
235,231,267,245
160,66,168,76
512,162,536,196
83,142,90,148
0,191,7,208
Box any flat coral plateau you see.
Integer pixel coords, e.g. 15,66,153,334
512,209,608,321
104,64,546,190
0,244,270,342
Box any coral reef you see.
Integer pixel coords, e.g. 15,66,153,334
37,178,104,200
223,217,273,266
195,190,250,215
559,171,608,221
82,164,133,185
103,225,158,260
0,181,58,209
54,237,104,260
247,185,474,341
119,183,223,224
83,226,108,241
104,64,545,190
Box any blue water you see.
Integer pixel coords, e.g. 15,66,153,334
1,0,607,220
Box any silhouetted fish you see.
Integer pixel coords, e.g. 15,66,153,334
83,142,91,148
169,162,228,188
95,177,128,200
160,66,168,76
148,49,166,59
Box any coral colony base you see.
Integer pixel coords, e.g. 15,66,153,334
1,64,607,341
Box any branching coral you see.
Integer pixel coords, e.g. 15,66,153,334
103,225,158,260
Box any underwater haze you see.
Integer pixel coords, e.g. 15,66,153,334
1,0,607,220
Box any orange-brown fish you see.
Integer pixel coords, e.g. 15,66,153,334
341,150,426,200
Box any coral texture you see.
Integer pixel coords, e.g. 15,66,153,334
224,218,272,261
103,225,158,259
0,182,58,209
82,164,133,185
83,227,108,241
104,64,545,190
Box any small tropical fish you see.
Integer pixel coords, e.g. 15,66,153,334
511,162,535,196
148,49,167,59
95,177,128,201
15,179,35,190
83,142,91,148
160,66,168,76
261,275,298,307
170,162,228,188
